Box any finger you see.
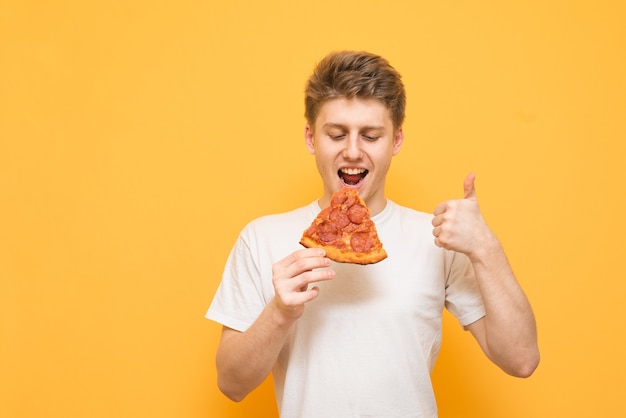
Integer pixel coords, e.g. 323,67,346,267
463,172,477,200
273,249,330,286
433,201,447,216
274,267,334,303
302,286,321,301
286,270,334,303
275,247,326,270
286,261,332,290
286,285,322,306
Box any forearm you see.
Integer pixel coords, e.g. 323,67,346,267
216,299,295,401
469,234,539,377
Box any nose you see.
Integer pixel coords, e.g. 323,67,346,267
342,134,363,160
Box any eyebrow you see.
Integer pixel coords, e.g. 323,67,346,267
322,123,386,132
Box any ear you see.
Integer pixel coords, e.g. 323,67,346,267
304,125,315,154
392,127,404,156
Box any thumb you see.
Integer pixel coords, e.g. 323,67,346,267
463,172,477,200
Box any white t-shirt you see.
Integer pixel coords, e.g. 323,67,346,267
207,199,485,418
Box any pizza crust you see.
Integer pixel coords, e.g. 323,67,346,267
300,236,388,264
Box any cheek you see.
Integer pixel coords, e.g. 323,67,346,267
313,147,334,170
314,142,339,161
371,149,395,174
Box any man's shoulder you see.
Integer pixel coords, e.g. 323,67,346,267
240,202,316,238
251,203,314,225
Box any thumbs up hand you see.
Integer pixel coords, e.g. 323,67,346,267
432,173,496,258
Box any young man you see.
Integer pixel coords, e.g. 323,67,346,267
206,51,539,417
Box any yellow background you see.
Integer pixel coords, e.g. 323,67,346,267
1,1,625,417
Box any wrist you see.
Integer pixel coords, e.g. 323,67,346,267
268,297,301,328
468,231,502,264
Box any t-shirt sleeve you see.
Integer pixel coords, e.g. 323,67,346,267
205,230,270,332
444,251,486,327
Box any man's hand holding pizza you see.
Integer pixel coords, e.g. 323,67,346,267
270,248,335,323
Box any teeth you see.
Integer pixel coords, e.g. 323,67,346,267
340,168,366,175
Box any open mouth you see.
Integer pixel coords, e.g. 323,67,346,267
338,168,368,186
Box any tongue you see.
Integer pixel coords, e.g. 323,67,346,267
342,173,362,185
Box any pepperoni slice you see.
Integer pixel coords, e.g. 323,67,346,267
347,204,368,224
317,221,341,244
331,188,357,208
329,208,350,228
331,189,347,205
350,231,373,253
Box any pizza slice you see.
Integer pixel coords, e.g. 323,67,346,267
300,188,387,264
